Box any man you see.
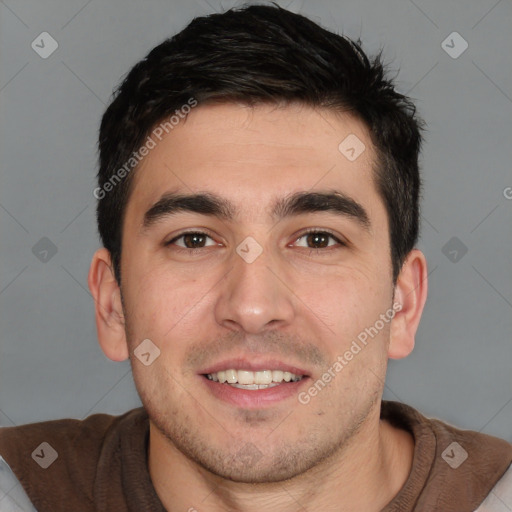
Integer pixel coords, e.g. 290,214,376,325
0,4,510,511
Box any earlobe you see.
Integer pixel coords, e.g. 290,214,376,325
388,249,428,359
88,248,129,362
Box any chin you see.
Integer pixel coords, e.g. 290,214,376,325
199,452,311,484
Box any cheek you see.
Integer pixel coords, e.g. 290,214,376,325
122,262,215,346
296,265,391,342
124,269,208,396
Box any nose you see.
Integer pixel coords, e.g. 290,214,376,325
214,244,295,334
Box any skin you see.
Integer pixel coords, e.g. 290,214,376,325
89,102,427,512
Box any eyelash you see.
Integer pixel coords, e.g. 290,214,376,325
165,229,346,252
164,230,219,250
294,228,346,250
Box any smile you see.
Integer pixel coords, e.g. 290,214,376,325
204,369,304,390
205,369,303,390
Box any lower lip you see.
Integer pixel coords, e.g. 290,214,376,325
201,375,309,408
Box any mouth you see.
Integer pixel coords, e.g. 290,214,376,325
203,369,305,390
199,360,310,407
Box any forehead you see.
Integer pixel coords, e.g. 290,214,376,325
126,102,383,224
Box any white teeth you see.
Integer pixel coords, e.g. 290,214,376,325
230,383,280,390
255,370,272,385
237,370,254,385
206,369,304,386
225,369,237,383
272,370,284,382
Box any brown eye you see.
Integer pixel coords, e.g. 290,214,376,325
306,232,330,248
182,233,207,248
168,232,216,249
294,231,341,249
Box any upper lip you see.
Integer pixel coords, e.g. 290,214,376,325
200,357,310,377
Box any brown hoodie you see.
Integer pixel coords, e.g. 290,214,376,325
0,401,510,511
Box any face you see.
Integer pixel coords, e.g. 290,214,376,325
119,103,396,482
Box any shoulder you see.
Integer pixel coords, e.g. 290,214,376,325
0,408,147,510
0,407,147,464
420,408,512,506
383,401,512,468
0,407,146,453
382,401,512,510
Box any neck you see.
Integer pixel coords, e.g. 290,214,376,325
148,405,414,512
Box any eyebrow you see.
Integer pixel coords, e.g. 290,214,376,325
142,190,371,232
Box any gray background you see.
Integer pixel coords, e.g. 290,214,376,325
0,0,510,442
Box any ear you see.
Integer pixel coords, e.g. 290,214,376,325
388,249,428,359
88,248,129,362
